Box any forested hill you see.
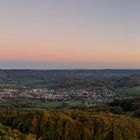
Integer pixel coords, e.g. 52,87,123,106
0,108,140,140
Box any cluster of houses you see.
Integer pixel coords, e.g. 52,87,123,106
0,87,115,104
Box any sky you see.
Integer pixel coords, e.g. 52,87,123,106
0,0,140,69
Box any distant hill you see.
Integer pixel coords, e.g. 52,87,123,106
0,69,140,80
0,69,140,89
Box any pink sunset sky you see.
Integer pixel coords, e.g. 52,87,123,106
0,0,140,69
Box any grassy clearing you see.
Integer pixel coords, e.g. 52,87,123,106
36,100,83,109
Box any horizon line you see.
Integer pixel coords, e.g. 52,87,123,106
1,68,140,71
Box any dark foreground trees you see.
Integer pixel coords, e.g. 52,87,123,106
0,108,140,140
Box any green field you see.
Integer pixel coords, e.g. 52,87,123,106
0,99,84,109
117,86,140,96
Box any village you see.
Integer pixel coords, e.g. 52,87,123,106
0,87,115,105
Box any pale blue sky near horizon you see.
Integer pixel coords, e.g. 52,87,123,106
0,0,140,69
